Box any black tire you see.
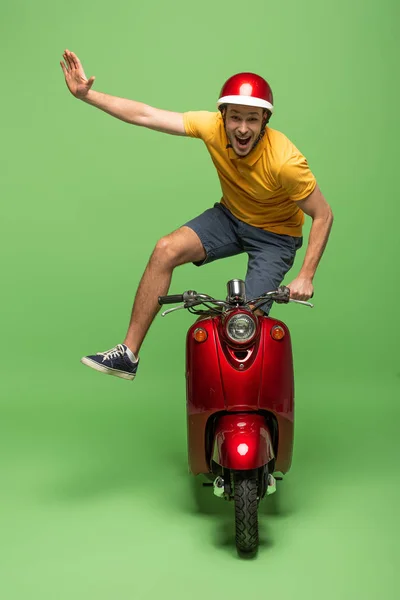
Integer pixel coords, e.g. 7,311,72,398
234,471,259,555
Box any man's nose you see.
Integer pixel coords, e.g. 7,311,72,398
238,121,248,134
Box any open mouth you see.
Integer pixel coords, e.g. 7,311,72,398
235,136,251,148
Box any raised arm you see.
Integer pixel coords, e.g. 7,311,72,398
60,49,186,136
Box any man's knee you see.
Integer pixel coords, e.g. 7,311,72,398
153,234,190,268
152,236,176,266
152,228,205,267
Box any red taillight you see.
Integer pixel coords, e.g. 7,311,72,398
237,443,249,456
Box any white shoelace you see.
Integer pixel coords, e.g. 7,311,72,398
97,344,125,362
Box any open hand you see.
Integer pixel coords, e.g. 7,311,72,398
286,277,314,301
60,49,95,99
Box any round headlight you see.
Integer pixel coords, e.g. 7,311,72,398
226,313,257,344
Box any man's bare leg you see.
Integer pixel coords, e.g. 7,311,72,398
123,226,206,356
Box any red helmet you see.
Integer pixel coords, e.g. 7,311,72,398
217,73,274,113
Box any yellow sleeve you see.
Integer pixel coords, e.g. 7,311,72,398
279,153,317,201
183,111,218,141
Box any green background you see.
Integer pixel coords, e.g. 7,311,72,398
1,0,399,597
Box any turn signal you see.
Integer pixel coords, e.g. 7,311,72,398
193,328,208,343
271,325,285,340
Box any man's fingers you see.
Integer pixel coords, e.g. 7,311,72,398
63,52,71,70
87,76,95,89
70,51,80,69
64,50,74,71
60,60,67,75
61,55,69,73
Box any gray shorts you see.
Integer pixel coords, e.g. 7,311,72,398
183,203,303,314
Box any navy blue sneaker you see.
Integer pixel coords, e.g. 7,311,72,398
81,344,139,380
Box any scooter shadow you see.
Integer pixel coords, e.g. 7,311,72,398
189,475,295,554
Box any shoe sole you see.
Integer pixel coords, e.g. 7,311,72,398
80,357,136,380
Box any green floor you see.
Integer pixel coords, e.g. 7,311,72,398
1,364,398,599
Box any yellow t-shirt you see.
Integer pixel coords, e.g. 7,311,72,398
183,111,316,237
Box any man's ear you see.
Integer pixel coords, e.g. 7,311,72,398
263,110,271,125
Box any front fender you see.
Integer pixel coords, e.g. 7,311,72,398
212,414,274,470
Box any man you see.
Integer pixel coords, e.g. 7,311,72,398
60,49,333,381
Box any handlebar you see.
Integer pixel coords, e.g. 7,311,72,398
158,294,184,305
158,286,314,316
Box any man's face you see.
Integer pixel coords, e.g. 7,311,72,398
224,104,265,157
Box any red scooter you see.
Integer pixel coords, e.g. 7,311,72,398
158,279,313,556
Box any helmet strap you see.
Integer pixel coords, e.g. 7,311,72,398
252,110,270,148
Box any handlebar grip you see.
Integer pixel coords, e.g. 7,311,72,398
158,294,184,305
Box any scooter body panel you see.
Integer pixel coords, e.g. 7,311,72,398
186,313,295,475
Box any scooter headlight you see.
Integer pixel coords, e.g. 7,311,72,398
225,313,257,344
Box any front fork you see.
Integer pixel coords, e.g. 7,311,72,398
211,466,277,500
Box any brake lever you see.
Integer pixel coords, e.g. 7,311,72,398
161,297,207,317
289,299,314,308
161,303,185,317
249,286,314,310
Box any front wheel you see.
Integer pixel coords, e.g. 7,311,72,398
234,471,259,555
